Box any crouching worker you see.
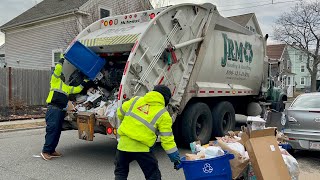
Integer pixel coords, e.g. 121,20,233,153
114,85,181,180
41,58,87,160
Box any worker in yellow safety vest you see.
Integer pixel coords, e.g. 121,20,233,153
114,85,181,180
41,57,87,161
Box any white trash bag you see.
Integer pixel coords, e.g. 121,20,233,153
282,154,300,180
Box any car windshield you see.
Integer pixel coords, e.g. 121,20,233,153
291,94,320,108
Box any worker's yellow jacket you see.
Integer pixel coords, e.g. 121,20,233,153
46,63,83,109
117,91,178,154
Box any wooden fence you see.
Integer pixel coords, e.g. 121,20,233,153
0,67,51,107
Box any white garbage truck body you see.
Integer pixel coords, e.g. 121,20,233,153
63,3,286,144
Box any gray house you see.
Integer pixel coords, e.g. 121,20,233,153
0,0,152,70
227,13,263,35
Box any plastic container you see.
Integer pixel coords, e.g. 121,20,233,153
179,152,234,180
279,143,292,150
65,41,106,80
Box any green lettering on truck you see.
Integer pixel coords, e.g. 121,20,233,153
221,33,253,67
221,33,228,67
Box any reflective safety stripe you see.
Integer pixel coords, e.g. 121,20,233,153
127,112,156,132
125,96,167,134
159,132,173,136
128,97,140,113
53,73,60,78
50,88,68,96
119,105,125,116
165,146,178,154
151,108,167,125
70,87,74,94
59,81,63,90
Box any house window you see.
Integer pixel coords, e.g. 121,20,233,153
299,54,302,61
300,77,305,85
52,49,63,67
301,65,305,72
100,8,110,19
287,76,291,86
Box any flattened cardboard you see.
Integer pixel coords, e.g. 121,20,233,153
217,140,249,179
243,129,290,180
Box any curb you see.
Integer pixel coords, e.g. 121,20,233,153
0,126,45,133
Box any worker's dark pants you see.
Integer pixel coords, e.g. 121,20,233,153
114,150,161,180
42,105,65,153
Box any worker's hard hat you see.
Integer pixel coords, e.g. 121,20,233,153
60,53,65,59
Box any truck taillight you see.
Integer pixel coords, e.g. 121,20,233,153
107,127,113,134
123,94,127,99
109,20,113,26
113,129,117,135
150,13,155,19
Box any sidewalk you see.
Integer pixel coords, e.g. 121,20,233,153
0,118,45,132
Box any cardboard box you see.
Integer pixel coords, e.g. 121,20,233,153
77,112,95,141
216,140,249,179
242,128,290,180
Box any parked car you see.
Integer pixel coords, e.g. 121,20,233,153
283,93,320,151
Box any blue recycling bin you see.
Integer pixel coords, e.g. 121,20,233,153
64,41,106,80
179,152,234,180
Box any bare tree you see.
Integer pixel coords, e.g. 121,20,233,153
274,0,320,92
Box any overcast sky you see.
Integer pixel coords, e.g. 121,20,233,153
0,0,315,45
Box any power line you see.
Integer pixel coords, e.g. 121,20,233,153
220,0,300,12
218,0,271,8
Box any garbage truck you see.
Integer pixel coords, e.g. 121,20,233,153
61,3,286,145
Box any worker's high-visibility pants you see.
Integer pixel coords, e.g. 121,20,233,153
42,105,65,153
114,150,161,180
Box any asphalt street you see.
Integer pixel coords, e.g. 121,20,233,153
0,127,319,180
0,129,189,180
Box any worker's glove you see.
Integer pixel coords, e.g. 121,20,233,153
81,79,89,87
167,150,181,170
58,58,65,65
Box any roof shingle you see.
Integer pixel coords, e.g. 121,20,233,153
1,0,90,29
267,44,286,60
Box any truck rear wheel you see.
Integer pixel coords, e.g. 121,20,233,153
211,101,235,137
181,103,213,145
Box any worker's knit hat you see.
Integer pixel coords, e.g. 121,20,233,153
153,85,172,106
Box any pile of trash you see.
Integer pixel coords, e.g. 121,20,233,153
185,116,300,180
67,86,119,122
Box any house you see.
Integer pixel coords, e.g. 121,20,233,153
0,0,152,70
227,13,262,35
0,44,5,67
287,46,312,90
267,44,312,92
267,44,295,89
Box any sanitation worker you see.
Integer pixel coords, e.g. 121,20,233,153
115,85,181,180
41,58,87,160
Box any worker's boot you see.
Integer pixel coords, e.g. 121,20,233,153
41,152,52,161
50,151,62,158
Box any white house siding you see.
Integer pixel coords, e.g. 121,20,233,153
5,16,78,70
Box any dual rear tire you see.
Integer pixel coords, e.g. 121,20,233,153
179,101,235,145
